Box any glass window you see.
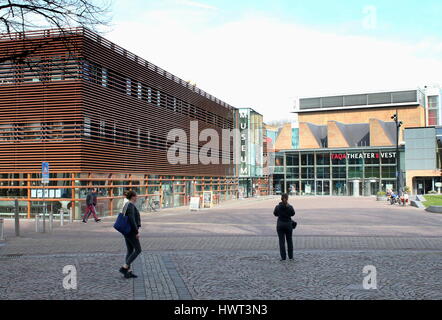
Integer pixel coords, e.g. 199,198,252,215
301,154,314,166
347,153,364,165
365,166,380,178
301,181,315,195
331,153,346,166
381,155,396,165
273,166,285,173
381,166,396,178
428,96,439,109
429,109,438,126
316,167,330,179
348,167,363,178
275,154,284,166
286,181,299,195
365,153,380,164
316,153,330,166
286,154,299,166
332,180,347,196
301,167,315,179
286,167,299,179
332,166,346,179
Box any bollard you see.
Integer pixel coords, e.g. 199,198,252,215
60,208,64,226
49,208,53,233
69,207,73,223
14,199,20,237
35,214,39,233
0,218,4,240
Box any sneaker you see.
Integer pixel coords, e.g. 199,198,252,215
82,220,87,223
125,271,138,279
95,219,101,222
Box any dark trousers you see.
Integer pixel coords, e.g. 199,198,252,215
277,221,293,260
124,233,142,268
83,204,98,221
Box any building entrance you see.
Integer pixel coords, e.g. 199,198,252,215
364,180,380,196
316,180,330,196
349,180,362,197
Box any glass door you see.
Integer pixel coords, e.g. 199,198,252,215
316,180,331,196
349,180,362,197
364,180,380,196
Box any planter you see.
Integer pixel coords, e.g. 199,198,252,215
376,196,387,201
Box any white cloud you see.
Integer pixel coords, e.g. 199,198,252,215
176,0,218,10
108,9,442,122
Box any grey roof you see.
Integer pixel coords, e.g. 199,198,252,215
306,123,327,147
336,122,370,147
302,120,397,147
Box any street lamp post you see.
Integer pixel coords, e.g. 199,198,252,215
391,113,403,195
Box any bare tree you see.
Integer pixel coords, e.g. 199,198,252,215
0,0,112,64
0,0,111,34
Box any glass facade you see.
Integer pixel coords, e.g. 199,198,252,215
271,148,403,196
428,95,440,126
0,174,239,219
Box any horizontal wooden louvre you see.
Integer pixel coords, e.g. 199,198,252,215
0,28,238,177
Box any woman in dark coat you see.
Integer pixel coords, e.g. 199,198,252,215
119,190,142,278
273,193,295,261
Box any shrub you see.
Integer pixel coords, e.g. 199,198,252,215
427,190,437,194
377,191,386,196
404,186,411,193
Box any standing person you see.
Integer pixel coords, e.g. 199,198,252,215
119,190,142,279
83,188,101,223
273,193,295,261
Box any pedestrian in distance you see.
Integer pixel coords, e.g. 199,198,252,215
82,188,101,223
119,190,142,279
273,193,296,261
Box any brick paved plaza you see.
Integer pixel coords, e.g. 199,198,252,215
0,196,441,300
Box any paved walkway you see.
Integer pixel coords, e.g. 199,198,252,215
0,196,441,300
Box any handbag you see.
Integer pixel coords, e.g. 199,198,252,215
113,202,132,235
291,219,297,229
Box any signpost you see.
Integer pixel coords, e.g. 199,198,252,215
41,162,49,233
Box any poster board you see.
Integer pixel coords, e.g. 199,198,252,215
190,197,200,211
203,191,213,208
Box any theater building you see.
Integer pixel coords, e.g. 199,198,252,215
0,28,239,219
272,89,427,196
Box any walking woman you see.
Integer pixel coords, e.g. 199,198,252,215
119,190,142,278
273,193,295,261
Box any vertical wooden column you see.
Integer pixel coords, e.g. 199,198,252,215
109,173,113,216
27,173,31,219
71,173,76,220
159,176,163,209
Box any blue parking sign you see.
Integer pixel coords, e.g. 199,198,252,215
42,162,50,184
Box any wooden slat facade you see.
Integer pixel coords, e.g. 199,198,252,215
0,28,241,218
0,27,238,175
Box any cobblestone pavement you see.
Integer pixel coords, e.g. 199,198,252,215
0,253,133,300
0,196,441,300
170,250,442,300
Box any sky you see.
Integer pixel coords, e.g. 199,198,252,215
102,0,442,122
